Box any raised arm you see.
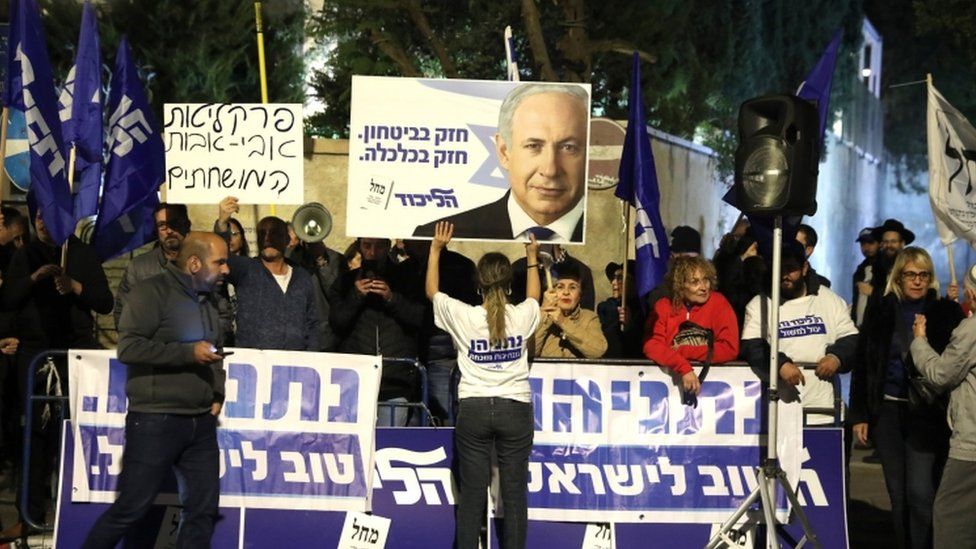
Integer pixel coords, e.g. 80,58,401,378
524,234,540,302
215,196,239,234
425,222,453,300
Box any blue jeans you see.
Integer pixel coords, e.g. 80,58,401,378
454,397,533,549
873,401,949,549
427,357,458,425
82,411,220,549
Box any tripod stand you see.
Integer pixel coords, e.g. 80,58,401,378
705,216,821,549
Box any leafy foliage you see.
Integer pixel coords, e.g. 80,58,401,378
867,0,976,191
307,0,863,176
34,0,305,122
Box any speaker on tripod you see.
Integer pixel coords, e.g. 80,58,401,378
733,95,820,216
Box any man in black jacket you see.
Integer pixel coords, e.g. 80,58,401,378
0,210,113,537
331,237,425,426
82,232,228,548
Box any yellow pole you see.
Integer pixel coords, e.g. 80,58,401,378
254,2,274,217
254,2,269,104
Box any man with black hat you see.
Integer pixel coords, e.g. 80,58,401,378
741,241,859,425
852,226,879,327
114,203,193,327
217,197,320,351
871,219,914,291
597,259,646,358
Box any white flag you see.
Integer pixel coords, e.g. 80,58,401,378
927,81,976,247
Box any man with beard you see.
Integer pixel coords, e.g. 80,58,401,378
852,227,879,327
1,209,113,537
870,219,913,295
216,197,320,351
82,233,229,548
740,241,858,425
113,203,192,327
0,207,27,274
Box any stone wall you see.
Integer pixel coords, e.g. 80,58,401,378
99,132,737,347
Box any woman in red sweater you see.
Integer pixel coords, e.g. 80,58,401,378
643,255,740,395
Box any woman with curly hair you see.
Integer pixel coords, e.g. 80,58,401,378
643,255,740,395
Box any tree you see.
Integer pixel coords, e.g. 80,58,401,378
35,0,306,122
307,0,862,176
866,0,976,191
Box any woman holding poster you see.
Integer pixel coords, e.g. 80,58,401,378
425,222,540,549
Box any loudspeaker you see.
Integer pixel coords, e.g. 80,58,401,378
733,95,820,216
291,202,333,243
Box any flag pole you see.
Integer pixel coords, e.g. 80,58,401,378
60,145,77,269
0,108,8,201
928,72,957,287
254,2,274,218
620,200,630,329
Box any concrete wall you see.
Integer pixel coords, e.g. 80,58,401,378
179,133,734,304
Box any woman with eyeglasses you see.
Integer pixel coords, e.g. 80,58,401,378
850,246,964,549
227,218,250,257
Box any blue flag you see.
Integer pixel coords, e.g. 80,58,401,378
616,52,670,301
797,29,842,147
4,0,73,245
91,37,164,261
58,0,102,221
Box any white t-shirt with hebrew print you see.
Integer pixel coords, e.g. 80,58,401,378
742,286,858,425
432,292,540,402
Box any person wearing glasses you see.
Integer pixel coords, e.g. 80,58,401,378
850,247,964,549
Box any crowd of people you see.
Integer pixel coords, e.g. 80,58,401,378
0,196,973,548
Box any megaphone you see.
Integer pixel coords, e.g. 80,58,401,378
291,202,332,243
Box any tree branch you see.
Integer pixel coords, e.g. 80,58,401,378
368,26,421,77
521,0,559,81
589,40,657,64
555,0,589,82
398,0,458,78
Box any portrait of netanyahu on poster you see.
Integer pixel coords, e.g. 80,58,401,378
346,78,591,243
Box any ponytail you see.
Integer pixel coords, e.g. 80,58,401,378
477,252,514,348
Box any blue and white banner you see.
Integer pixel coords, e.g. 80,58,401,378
67,349,382,512
526,363,803,523
348,76,591,243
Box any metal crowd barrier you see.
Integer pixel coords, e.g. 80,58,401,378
376,357,430,427
22,349,69,534
20,351,843,537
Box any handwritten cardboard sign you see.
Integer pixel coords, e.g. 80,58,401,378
163,103,304,204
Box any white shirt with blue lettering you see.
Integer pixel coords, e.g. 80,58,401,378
742,286,858,424
432,292,540,402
